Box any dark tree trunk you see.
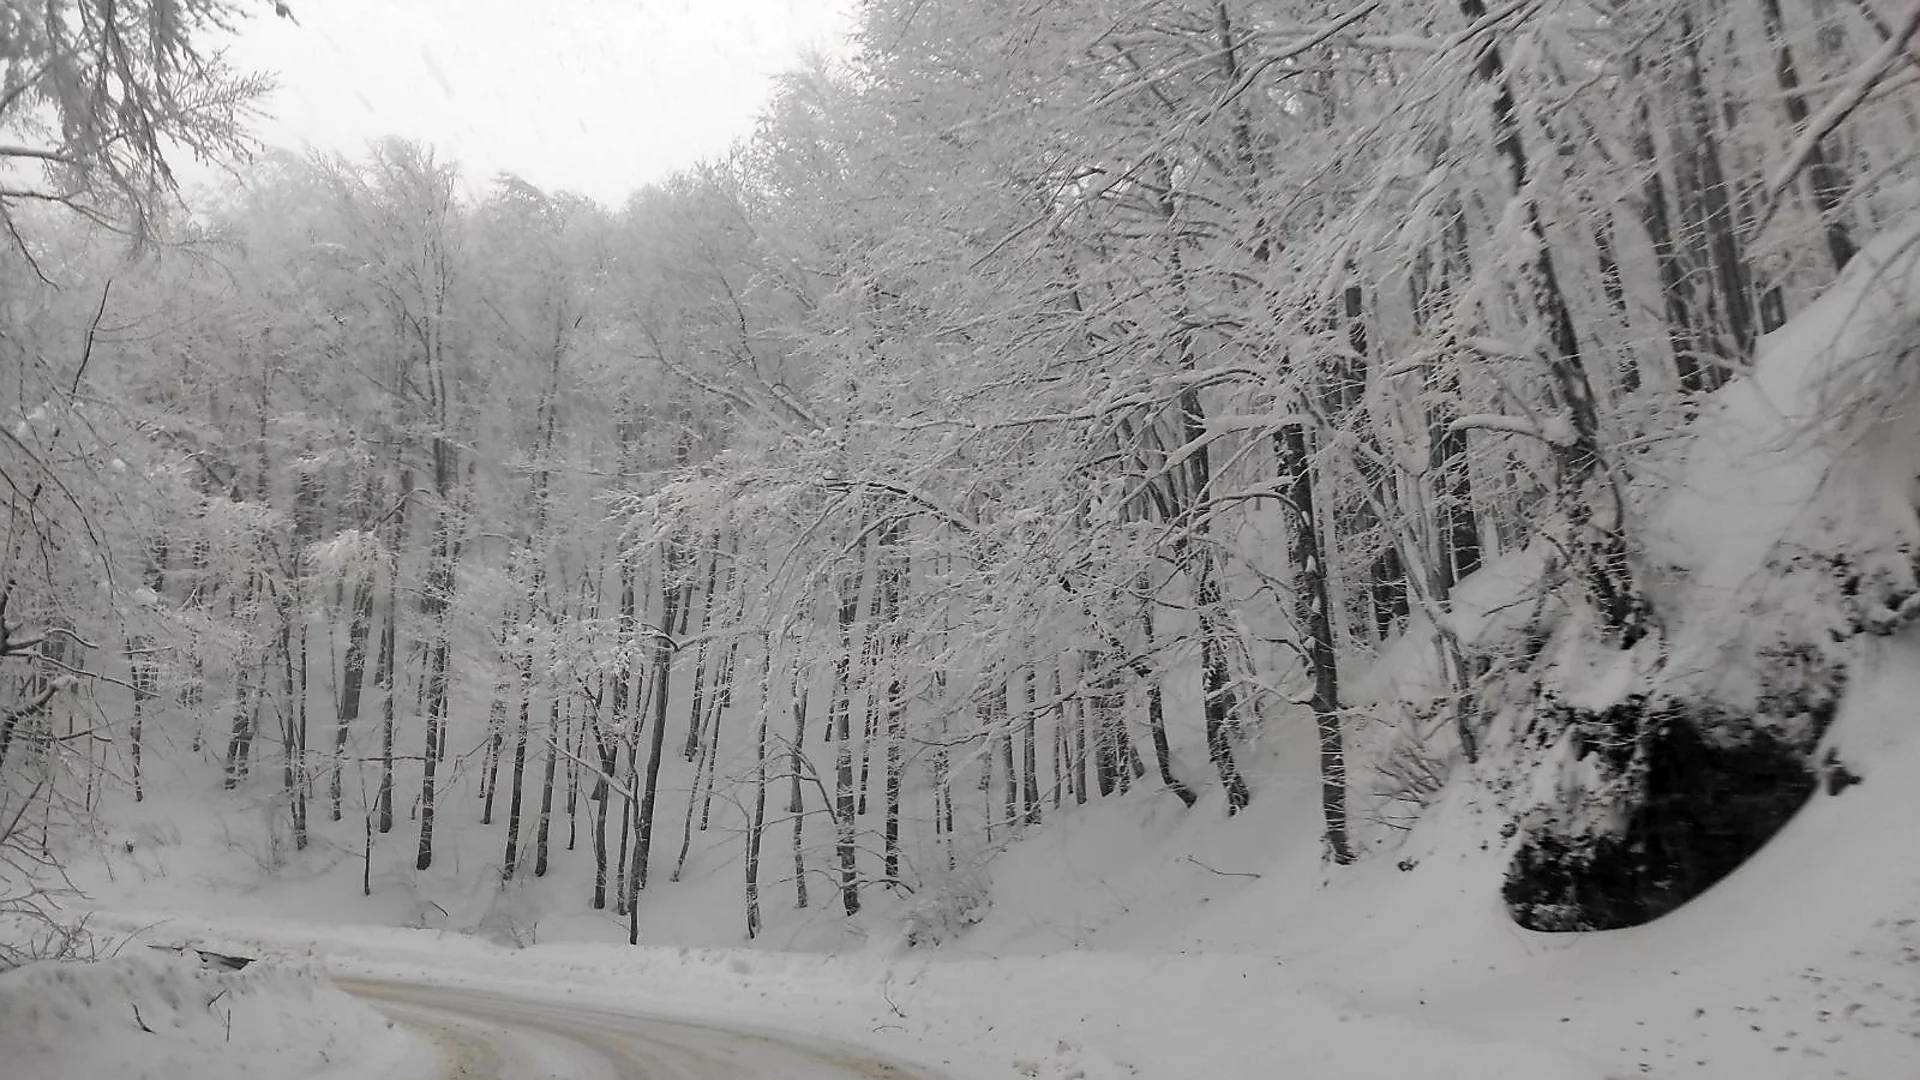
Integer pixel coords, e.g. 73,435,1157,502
279,606,308,851
1277,425,1354,864
129,639,156,802
830,550,862,917
999,689,1017,825
1624,65,1703,394
415,630,450,871
681,537,720,762
1021,663,1040,824
1461,0,1644,644
789,663,810,910
615,733,636,915
1760,0,1856,271
376,470,407,836
333,568,374,822
746,641,773,938
1676,9,1755,378
594,555,637,909
502,643,532,880
1410,208,1483,592
1179,377,1252,812
1135,582,1197,807
881,538,906,881
630,545,684,940
566,697,581,852
533,694,560,877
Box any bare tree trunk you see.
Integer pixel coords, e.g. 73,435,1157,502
672,715,711,882
1277,425,1353,864
502,637,532,880
333,567,374,822
376,470,406,836
630,542,684,940
533,693,560,877
1071,674,1089,806
932,674,953,867
830,548,862,917
1675,8,1756,379
789,660,810,910
415,628,450,871
699,628,738,829
594,555,637,910
374,579,397,832
1021,663,1040,824
880,536,906,881
279,607,308,851
1761,0,1857,271
1135,580,1196,807
857,536,888,820
566,696,582,852
681,537,721,761
615,732,636,915
480,610,517,826
1191,546,1248,812
1461,0,1644,643
1059,699,1075,807
998,688,1017,826
980,698,996,843
745,638,773,939
129,638,156,802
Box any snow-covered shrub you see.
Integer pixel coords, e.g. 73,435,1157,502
900,860,991,948
1349,699,1459,841
475,879,539,947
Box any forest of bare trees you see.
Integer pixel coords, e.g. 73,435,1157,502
6,0,1919,950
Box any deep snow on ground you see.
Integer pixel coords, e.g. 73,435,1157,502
77,637,1918,1079
82,631,1920,1079
0,947,414,1080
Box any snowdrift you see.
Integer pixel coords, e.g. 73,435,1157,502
0,950,412,1080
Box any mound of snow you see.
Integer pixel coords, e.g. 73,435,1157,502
0,951,413,1080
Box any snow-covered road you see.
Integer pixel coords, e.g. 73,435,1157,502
340,977,935,1080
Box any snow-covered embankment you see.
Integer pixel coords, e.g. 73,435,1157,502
0,950,415,1080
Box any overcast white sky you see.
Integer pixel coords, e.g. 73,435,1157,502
212,0,858,206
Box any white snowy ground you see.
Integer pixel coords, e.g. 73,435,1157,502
0,947,414,1080
71,631,1920,1080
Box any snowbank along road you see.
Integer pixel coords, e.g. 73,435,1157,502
340,977,936,1080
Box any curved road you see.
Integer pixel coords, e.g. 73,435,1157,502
340,978,936,1080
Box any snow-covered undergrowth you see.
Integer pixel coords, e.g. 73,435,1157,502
0,949,413,1080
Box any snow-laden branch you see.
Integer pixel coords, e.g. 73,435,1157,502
0,145,72,164
637,348,791,432
1763,1,1920,214
818,478,979,534
1449,413,1569,445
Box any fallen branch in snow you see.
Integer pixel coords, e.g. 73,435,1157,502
1183,855,1262,880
